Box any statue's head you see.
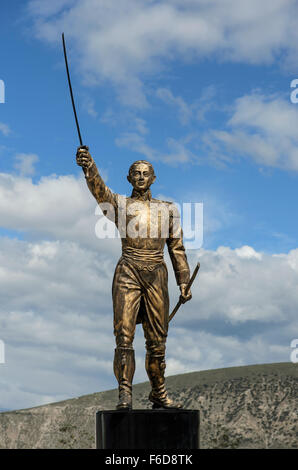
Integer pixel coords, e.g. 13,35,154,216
127,160,156,192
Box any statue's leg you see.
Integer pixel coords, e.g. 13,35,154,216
112,259,141,410
113,346,135,410
144,341,183,409
141,263,182,409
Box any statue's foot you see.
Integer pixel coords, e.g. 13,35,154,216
149,391,183,409
116,392,132,411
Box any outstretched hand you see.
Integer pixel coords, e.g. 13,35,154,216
76,145,94,169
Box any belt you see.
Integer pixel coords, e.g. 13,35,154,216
121,247,164,271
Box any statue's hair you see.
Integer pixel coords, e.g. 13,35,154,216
128,160,155,177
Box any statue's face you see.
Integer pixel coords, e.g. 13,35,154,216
127,162,156,192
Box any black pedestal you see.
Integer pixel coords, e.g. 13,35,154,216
96,409,199,449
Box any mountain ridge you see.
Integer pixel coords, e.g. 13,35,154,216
0,362,296,448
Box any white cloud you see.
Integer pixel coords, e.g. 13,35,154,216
14,153,39,176
134,117,149,136
115,132,159,162
0,171,120,257
156,88,192,125
181,245,298,325
0,236,117,410
81,93,98,118
195,85,217,121
235,245,262,260
27,0,75,18
156,85,217,125
0,236,297,410
166,328,292,376
0,238,298,408
0,122,11,136
100,109,149,137
116,131,197,165
0,169,296,410
204,93,298,171
163,136,197,164
26,0,298,107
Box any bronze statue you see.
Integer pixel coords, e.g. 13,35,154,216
76,145,192,410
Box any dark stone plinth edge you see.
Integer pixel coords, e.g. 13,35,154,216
96,409,200,450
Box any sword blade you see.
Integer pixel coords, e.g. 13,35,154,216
62,33,83,146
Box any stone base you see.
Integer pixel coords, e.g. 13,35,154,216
96,409,199,449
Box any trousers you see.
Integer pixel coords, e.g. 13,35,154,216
112,257,169,354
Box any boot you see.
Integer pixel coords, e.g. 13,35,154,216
145,352,183,409
113,347,135,410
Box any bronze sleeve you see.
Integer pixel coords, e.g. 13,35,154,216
166,205,190,286
84,162,118,223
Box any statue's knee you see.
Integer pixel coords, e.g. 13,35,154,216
146,340,166,357
115,334,134,350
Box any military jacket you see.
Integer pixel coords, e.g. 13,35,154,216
85,163,190,286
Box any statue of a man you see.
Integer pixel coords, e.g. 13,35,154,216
76,145,192,410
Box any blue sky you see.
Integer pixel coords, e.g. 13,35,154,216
0,0,298,410
1,1,298,252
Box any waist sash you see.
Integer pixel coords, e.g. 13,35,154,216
122,247,164,271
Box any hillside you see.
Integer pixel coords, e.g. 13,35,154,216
0,362,296,449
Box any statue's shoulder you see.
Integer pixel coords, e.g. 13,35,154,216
150,198,179,217
114,193,128,203
151,197,175,206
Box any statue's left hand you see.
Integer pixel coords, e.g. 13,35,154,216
179,284,192,304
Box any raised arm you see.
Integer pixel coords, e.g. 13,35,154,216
76,145,117,208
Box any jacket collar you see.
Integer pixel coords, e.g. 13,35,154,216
131,188,152,201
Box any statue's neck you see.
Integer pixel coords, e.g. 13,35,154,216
131,187,152,201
